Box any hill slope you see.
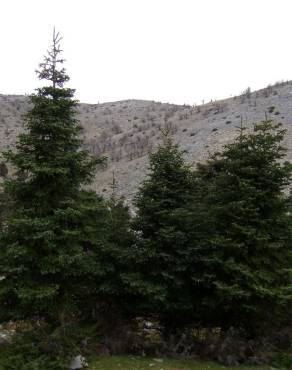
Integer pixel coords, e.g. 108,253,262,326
1,81,292,201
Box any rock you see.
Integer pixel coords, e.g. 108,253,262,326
69,355,88,369
80,339,88,348
0,335,9,345
144,321,154,329
153,358,163,363
0,331,11,345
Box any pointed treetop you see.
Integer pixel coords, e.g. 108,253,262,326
36,29,69,88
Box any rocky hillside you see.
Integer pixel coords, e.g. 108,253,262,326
1,81,292,202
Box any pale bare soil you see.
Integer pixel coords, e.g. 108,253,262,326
0,81,291,202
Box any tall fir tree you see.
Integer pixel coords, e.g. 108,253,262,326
194,120,292,332
132,133,196,330
0,31,104,326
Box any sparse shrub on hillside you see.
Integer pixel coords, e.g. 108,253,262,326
123,135,150,161
146,112,156,124
103,107,112,115
111,147,123,162
178,112,189,120
275,80,289,87
164,121,177,135
263,84,274,98
245,86,251,98
111,122,123,134
164,110,175,122
213,103,227,114
202,108,210,118
240,87,251,103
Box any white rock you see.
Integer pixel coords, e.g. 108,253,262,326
69,355,88,369
153,358,163,363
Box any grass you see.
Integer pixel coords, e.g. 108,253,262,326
89,356,269,370
0,352,272,369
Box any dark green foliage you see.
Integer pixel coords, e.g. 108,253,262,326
79,192,135,322
272,352,292,369
194,120,292,331
0,323,98,370
91,175,136,318
132,134,196,327
0,31,103,326
0,328,67,370
0,190,12,228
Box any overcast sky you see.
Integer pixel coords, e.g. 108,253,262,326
1,0,291,105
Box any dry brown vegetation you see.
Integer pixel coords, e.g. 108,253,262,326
1,81,292,200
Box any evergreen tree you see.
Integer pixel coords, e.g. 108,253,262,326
0,190,12,228
107,172,133,255
195,120,292,331
132,134,196,329
91,173,136,319
0,31,103,326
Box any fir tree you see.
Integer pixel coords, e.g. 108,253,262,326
195,120,292,331
93,172,136,319
132,133,196,330
106,172,133,270
0,31,103,326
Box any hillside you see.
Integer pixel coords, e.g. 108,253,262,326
1,81,292,202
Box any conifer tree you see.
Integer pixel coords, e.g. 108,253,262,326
132,133,196,329
94,172,136,317
0,31,103,326
195,120,292,331
107,172,133,251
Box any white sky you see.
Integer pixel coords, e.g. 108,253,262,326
1,0,292,105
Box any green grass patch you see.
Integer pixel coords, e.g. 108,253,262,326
89,356,268,370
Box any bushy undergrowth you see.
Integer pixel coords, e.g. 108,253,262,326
0,323,99,370
1,319,292,369
272,353,292,370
